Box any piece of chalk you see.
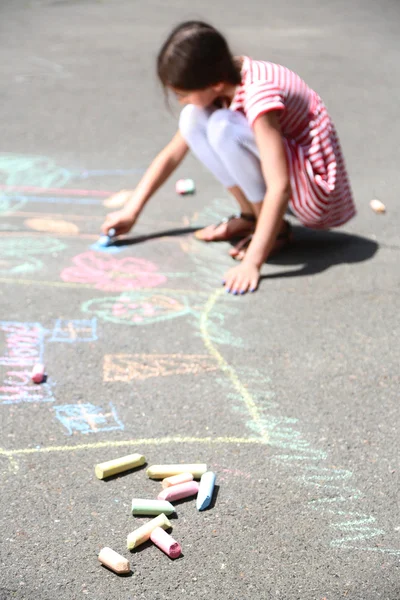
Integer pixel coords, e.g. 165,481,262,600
108,227,116,237
175,178,196,195
158,481,199,503
127,513,171,550
370,199,386,213
131,499,175,516
31,363,45,384
196,471,216,511
95,453,145,479
97,235,113,247
161,472,194,489
98,547,130,574
150,527,181,559
146,464,207,479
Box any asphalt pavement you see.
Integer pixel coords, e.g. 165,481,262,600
0,1,399,599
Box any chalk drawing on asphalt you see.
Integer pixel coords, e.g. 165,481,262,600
49,318,97,343
53,402,124,435
103,353,219,382
24,218,79,235
60,251,167,291
0,321,54,405
0,237,66,275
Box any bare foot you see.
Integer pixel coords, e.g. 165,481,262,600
229,220,293,261
194,214,255,242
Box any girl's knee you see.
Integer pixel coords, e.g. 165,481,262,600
206,109,234,151
179,105,208,142
207,109,248,152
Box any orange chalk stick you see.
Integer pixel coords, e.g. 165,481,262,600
161,472,194,489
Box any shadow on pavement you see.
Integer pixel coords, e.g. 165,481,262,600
114,226,198,247
261,227,378,280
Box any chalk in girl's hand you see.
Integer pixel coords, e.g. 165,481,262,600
108,227,116,237
31,363,45,384
97,235,113,247
95,453,146,479
131,499,175,516
175,178,196,195
370,199,386,213
158,481,199,502
150,527,182,559
196,471,216,511
98,547,130,574
146,463,207,479
127,513,172,550
161,472,194,489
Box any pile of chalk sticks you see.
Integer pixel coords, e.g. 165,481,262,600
95,452,216,575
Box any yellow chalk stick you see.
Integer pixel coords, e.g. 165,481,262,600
146,464,207,479
95,453,145,479
127,513,172,550
98,547,130,574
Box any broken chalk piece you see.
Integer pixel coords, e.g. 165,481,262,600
196,471,216,511
161,472,194,489
131,499,175,516
370,199,386,213
31,363,45,384
158,481,199,503
146,464,207,480
175,178,196,195
107,227,116,237
127,513,172,550
150,527,182,559
98,547,130,574
95,453,145,480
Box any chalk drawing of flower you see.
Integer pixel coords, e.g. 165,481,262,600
81,292,190,326
60,251,167,291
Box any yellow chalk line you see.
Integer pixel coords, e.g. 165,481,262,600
0,436,266,459
199,288,269,442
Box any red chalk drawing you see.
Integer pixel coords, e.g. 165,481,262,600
60,251,167,292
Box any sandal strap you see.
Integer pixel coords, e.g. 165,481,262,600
220,212,256,225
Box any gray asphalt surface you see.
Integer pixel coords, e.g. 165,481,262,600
0,1,399,599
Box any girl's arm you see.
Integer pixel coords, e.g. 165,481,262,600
102,130,189,235
223,111,291,294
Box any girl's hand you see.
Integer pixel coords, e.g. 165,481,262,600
222,261,260,295
101,208,138,236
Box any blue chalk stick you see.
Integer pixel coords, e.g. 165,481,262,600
196,471,216,511
97,235,113,247
108,228,116,238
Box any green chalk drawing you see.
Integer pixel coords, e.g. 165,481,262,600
0,237,67,275
0,154,72,214
81,291,192,326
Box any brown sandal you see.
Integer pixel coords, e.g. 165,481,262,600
230,220,293,260
194,212,256,242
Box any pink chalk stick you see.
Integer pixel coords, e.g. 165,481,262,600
158,481,199,502
161,472,194,489
31,364,45,384
150,527,181,559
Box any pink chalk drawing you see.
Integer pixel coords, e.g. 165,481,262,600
60,251,167,292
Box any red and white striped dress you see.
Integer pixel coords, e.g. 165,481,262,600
229,57,356,229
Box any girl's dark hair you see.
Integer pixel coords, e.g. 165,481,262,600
157,21,241,91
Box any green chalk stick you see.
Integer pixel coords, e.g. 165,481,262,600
131,499,175,516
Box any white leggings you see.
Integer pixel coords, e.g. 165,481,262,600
179,105,266,203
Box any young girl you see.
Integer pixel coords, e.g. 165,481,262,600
102,21,356,295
